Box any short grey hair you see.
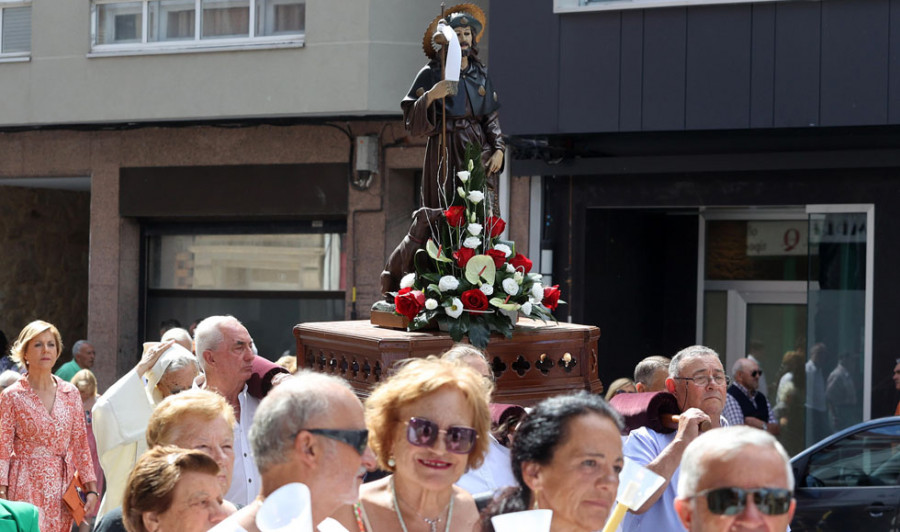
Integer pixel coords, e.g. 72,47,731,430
441,344,487,364
161,327,193,352
250,371,354,473
194,316,240,371
72,340,89,357
162,347,199,374
731,357,752,378
670,345,721,378
634,355,671,385
677,425,794,498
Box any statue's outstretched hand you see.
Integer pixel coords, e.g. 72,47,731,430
488,150,504,174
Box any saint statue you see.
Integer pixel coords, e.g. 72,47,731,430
402,3,505,214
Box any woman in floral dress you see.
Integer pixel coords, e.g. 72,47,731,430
0,320,98,532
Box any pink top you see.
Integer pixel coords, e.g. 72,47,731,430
0,375,97,532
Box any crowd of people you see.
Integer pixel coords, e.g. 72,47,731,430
0,317,810,532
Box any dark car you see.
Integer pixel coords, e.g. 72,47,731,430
790,416,900,531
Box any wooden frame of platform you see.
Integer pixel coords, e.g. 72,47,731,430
293,318,603,406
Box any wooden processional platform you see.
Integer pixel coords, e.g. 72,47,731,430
293,319,602,406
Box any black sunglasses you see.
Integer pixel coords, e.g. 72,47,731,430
698,487,792,516
751,370,763,377
303,428,369,456
406,417,478,454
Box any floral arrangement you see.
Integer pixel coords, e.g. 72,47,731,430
387,144,564,348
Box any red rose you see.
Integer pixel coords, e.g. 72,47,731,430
486,216,506,238
486,249,506,268
444,206,466,227
460,289,489,311
454,247,475,268
542,285,561,311
395,287,425,321
509,253,533,273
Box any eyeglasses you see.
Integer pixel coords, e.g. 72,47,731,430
696,487,792,516
303,428,369,456
673,374,730,387
406,417,478,454
750,370,763,377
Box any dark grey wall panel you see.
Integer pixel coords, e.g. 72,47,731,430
890,0,900,122
620,10,644,131
559,13,621,133
489,0,559,135
820,0,890,126
642,8,687,130
750,4,776,128
773,2,821,128
684,5,752,130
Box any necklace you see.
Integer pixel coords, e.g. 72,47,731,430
390,477,454,532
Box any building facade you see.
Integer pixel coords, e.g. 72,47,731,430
492,0,898,453
0,0,538,390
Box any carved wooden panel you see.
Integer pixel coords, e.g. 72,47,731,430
294,319,603,405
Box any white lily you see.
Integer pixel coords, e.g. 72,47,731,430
457,170,470,183
446,298,464,319
425,298,438,310
467,223,483,236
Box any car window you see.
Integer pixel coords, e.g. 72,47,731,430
804,423,900,488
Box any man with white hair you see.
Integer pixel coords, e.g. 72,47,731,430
92,339,199,519
674,426,796,531
210,371,376,531
622,345,730,531
194,315,262,507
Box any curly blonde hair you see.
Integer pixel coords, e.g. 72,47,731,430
365,356,492,472
146,389,236,448
10,320,63,368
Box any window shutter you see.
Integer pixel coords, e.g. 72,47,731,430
2,6,31,53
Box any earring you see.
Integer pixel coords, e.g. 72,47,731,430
387,456,396,468
532,490,540,510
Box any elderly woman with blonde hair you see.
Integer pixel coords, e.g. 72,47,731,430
0,320,99,532
94,389,237,531
335,356,492,532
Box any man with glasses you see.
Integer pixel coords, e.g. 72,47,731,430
674,426,796,531
622,345,729,532
211,371,376,532
723,358,780,435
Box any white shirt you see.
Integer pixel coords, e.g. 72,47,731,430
226,385,262,507
456,435,516,496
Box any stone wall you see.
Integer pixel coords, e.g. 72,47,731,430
0,186,90,362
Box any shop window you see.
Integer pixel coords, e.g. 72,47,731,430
556,0,790,13
0,3,31,58
91,0,304,53
144,225,344,359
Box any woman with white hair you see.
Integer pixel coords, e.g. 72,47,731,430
92,339,199,519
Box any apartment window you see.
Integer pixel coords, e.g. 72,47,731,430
0,2,31,57
91,0,304,53
143,225,346,358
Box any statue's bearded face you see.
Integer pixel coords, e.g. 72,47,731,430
454,25,473,56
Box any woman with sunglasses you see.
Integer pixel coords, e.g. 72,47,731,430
482,392,624,532
335,356,491,532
